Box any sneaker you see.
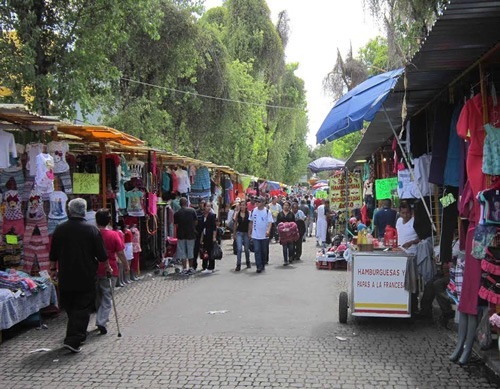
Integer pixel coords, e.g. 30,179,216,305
235,265,241,272
256,269,262,273
201,269,213,274
181,269,191,275
63,344,82,353
284,261,289,266
96,325,107,335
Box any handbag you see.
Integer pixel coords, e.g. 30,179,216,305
212,242,223,260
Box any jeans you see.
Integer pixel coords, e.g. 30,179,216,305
59,289,95,348
96,276,116,328
236,231,250,266
253,238,268,271
282,242,294,263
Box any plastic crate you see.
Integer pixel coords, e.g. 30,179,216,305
316,260,347,271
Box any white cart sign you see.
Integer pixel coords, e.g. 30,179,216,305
352,254,410,317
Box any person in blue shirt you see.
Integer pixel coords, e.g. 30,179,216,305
373,199,398,239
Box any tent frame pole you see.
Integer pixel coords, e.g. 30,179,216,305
382,105,436,233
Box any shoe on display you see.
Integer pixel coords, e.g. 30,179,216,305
63,344,82,353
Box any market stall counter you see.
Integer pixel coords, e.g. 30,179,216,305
339,250,415,323
1,279,58,334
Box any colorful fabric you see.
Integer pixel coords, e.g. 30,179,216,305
48,140,70,173
126,189,145,217
191,166,210,191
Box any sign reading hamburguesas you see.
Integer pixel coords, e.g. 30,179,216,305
329,172,362,210
72,173,100,194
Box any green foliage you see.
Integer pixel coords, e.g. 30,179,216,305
358,36,388,75
0,0,309,184
363,0,446,66
332,131,363,159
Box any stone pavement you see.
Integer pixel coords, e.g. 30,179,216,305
1,237,499,388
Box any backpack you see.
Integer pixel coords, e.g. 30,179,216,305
278,222,300,244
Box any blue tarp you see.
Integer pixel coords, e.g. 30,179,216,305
316,68,404,144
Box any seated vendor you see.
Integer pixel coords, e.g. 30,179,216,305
396,202,419,254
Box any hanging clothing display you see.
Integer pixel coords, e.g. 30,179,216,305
34,153,54,197
48,141,70,173
126,188,145,217
0,130,17,169
3,189,24,236
429,103,454,185
482,124,500,176
24,191,50,273
47,191,68,235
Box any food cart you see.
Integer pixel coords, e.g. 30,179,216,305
338,250,413,323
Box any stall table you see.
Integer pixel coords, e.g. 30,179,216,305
339,251,413,323
1,283,58,336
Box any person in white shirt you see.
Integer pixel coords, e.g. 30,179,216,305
396,202,419,254
248,196,273,273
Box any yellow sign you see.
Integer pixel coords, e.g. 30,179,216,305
329,172,362,210
73,173,99,194
0,86,13,97
6,234,18,245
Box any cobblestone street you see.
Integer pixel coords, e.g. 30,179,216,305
1,238,498,388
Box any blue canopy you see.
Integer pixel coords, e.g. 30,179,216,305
316,68,404,144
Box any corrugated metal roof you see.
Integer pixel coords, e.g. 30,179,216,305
346,0,500,168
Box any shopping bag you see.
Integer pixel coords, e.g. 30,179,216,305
212,242,223,260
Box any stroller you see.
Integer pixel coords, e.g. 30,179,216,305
155,237,181,276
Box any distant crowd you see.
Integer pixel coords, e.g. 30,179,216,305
173,194,333,274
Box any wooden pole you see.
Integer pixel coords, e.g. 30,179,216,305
100,143,107,208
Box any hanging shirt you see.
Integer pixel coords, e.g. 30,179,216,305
0,130,17,169
5,143,24,172
48,140,70,173
482,124,500,176
48,191,68,219
175,169,191,193
128,159,144,179
35,153,55,195
191,166,211,191
26,191,45,220
126,189,145,217
26,143,44,176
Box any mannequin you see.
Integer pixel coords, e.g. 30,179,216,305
130,224,142,279
123,225,133,283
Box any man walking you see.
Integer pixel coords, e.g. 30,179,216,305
95,208,129,335
49,198,109,353
174,197,198,275
248,196,273,273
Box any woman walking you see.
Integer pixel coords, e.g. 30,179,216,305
199,202,218,274
276,201,296,266
233,202,251,271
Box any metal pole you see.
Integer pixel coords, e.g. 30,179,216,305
344,167,349,242
382,106,436,232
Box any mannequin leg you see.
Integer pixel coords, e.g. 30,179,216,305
449,312,468,362
458,314,478,365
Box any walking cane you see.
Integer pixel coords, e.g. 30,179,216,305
107,273,122,337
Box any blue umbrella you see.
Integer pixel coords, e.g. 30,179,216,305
308,157,345,173
316,68,404,144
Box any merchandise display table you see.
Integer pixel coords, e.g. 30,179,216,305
0,282,57,330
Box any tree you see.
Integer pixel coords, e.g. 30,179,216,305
358,36,389,76
323,45,367,102
0,0,163,116
363,0,446,66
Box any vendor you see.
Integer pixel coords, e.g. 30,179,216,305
396,202,419,254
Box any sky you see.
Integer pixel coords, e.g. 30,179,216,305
203,0,381,146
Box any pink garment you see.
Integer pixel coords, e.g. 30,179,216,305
457,94,500,221
458,224,482,315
